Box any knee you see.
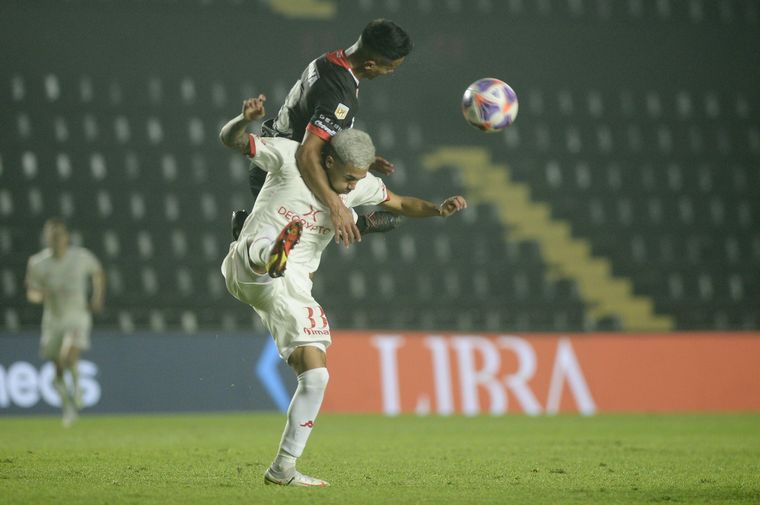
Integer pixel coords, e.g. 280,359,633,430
299,367,329,391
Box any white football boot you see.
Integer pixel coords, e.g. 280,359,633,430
264,467,329,487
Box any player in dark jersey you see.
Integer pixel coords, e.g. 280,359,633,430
234,19,412,246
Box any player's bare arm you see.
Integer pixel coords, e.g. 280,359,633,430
219,95,267,154
296,132,361,247
26,285,45,304
90,268,106,313
25,258,45,304
380,190,467,218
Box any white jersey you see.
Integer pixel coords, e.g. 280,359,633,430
26,246,101,324
242,134,388,274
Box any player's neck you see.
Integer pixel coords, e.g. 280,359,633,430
52,245,68,258
344,44,368,80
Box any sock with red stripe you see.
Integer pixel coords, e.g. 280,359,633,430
272,367,329,473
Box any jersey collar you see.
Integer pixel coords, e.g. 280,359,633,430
326,49,359,86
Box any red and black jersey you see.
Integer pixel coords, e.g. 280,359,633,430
267,49,359,143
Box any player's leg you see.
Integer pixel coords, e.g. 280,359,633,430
57,335,80,426
62,344,83,409
42,328,73,424
231,209,248,241
265,345,330,487
63,324,91,411
246,221,303,278
52,359,68,407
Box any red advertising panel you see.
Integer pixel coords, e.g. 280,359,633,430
321,332,760,414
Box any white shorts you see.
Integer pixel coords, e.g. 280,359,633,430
40,315,92,360
221,240,331,361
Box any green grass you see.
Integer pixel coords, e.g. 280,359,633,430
1,413,759,504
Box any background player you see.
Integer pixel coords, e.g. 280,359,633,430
220,96,466,486
25,218,105,427
237,18,414,246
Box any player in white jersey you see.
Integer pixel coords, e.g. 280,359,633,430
25,218,105,427
219,96,467,487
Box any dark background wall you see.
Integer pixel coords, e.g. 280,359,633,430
1,0,758,334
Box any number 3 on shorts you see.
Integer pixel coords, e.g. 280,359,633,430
305,305,329,329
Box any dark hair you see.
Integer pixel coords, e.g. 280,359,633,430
44,217,68,231
360,19,413,61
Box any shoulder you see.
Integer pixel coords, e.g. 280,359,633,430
259,136,299,153
357,172,382,191
253,135,299,157
28,249,51,267
313,53,356,91
251,136,301,175
74,245,94,256
350,172,389,206
72,246,99,262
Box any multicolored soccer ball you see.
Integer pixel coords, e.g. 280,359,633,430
461,78,519,132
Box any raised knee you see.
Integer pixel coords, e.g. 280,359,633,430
299,367,329,391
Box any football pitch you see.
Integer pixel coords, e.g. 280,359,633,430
1,413,758,504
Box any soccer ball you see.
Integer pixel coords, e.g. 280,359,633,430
461,78,518,132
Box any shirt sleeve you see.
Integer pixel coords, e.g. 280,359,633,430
350,173,389,207
81,249,102,275
305,78,355,141
247,134,285,173
26,257,44,290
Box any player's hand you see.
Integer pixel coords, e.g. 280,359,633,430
242,95,266,121
438,196,467,217
331,204,361,247
369,156,395,176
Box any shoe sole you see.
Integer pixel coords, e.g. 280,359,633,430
267,221,303,278
264,474,328,487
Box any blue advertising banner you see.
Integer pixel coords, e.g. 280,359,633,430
0,332,296,415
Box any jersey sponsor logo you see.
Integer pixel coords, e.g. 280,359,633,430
303,328,330,336
302,205,323,223
334,103,350,120
277,206,331,235
313,115,339,137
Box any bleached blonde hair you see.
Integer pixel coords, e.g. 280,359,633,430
330,129,376,169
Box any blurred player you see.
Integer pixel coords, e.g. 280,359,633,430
25,218,105,427
234,18,414,246
220,97,466,486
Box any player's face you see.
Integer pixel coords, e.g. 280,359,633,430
364,56,405,79
44,223,69,251
324,155,368,194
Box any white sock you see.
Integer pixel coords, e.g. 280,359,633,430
272,367,330,471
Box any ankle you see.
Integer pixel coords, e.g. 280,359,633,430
273,452,297,473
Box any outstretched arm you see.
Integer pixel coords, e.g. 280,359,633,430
219,95,267,153
296,132,361,247
380,190,467,218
